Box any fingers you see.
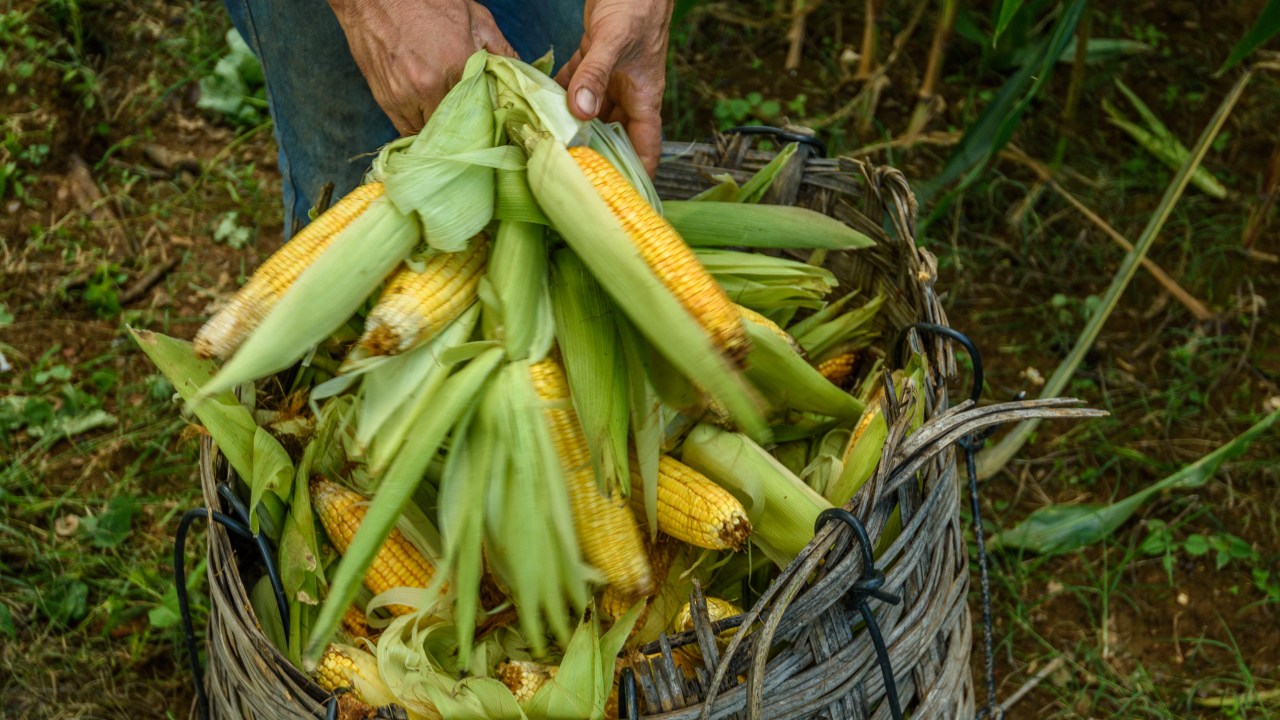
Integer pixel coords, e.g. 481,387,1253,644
471,4,517,58
565,36,628,120
554,49,583,89
624,105,662,176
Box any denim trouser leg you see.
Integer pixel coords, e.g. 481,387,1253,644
224,0,584,238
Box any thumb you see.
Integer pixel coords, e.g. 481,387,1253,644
566,39,625,120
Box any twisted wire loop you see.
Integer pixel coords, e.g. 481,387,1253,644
814,509,904,720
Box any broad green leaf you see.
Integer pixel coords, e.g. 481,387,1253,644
926,0,1085,210
1104,81,1229,199
1056,37,1152,64
85,496,137,550
993,0,1026,44
991,407,1280,555
248,425,294,534
129,329,257,481
1218,0,1280,74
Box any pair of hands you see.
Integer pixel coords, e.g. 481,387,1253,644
329,0,672,174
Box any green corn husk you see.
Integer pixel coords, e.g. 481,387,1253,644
736,142,798,204
526,134,770,442
664,202,875,251
482,360,594,654
618,315,663,536
305,347,504,668
679,423,832,565
198,195,421,399
482,219,552,361
374,52,524,252
739,313,864,421
550,250,631,495
793,294,884,361
695,248,838,311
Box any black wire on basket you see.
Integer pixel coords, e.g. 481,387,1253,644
891,322,1007,719
176,492,293,720
723,125,828,158
815,508,903,720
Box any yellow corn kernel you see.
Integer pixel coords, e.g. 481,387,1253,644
356,234,489,356
498,660,558,704
530,358,653,601
311,477,438,616
673,596,743,634
842,385,886,465
340,604,378,642
642,456,751,551
736,304,803,354
814,351,859,387
194,183,385,359
568,146,750,365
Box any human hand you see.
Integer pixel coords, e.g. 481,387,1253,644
555,0,674,175
329,0,517,135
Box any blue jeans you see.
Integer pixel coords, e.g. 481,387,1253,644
224,0,584,237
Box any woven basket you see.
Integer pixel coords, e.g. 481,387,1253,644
193,134,1094,719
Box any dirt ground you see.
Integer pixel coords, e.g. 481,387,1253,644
2,1,1277,718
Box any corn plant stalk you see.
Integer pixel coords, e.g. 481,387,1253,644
978,71,1251,479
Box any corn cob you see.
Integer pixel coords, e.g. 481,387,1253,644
498,659,621,719
356,235,489,356
498,660,558,704
599,535,678,629
640,456,752,551
815,351,860,387
311,477,439,616
340,604,378,642
530,357,653,601
567,146,750,365
315,643,436,720
194,183,385,360
736,304,803,354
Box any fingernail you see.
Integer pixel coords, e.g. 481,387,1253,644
576,88,599,116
